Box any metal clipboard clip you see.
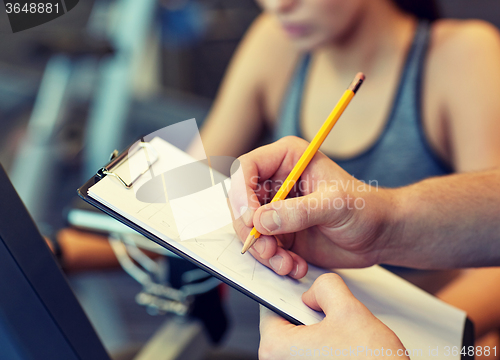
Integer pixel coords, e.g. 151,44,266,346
97,141,159,189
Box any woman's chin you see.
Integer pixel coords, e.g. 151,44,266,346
289,36,327,52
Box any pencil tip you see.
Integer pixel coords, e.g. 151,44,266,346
241,234,256,254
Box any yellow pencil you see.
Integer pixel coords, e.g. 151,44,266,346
241,72,365,254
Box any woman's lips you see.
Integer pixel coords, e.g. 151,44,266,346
282,23,310,37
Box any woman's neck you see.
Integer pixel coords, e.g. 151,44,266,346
318,1,417,77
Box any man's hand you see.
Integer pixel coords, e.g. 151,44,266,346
259,273,409,360
230,136,399,278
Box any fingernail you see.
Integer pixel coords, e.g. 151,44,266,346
260,210,281,232
269,256,283,272
253,238,266,255
291,263,299,277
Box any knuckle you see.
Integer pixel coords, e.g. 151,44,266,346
279,135,296,144
235,155,248,172
279,135,308,148
292,198,310,229
229,158,241,175
236,156,255,179
317,273,343,287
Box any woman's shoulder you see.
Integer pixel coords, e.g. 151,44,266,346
429,19,500,67
425,19,500,172
425,18,500,107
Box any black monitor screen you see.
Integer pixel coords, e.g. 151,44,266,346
0,165,109,360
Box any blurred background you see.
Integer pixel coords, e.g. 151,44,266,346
0,1,499,359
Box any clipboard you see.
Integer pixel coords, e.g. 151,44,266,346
77,138,312,326
78,137,473,357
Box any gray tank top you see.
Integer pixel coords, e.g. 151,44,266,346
274,21,452,188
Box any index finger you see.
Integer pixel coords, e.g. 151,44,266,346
239,136,310,186
228,136,310,227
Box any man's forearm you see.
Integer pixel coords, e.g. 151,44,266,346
381,169,500,269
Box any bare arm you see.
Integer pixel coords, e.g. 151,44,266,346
383,169,500,269
44,229,120,272
45,229,161,273
429,20,500,172
385,22,500,265
437,267,500,339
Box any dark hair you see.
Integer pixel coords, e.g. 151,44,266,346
392,0,441,22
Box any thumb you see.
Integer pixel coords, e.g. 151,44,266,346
253,192,350,235
301,273,356,316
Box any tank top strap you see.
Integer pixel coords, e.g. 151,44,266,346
387,20,431,127
273,53,311,141
375,19,451,177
